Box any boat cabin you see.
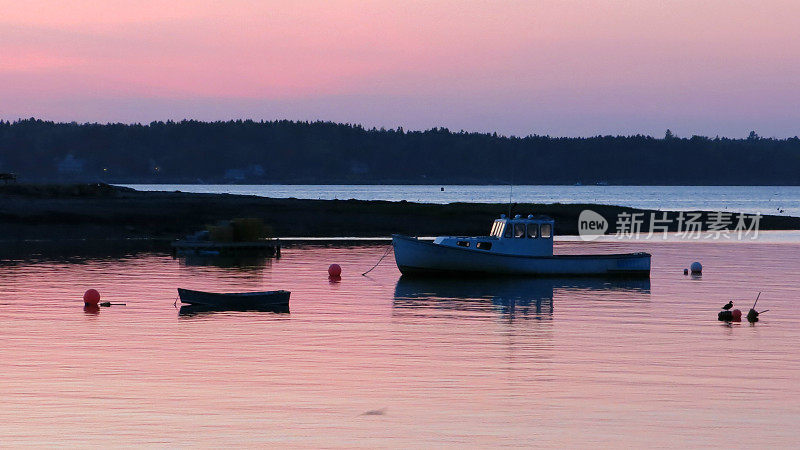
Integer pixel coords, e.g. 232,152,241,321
433,214,554,256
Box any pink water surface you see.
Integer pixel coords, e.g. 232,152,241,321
0,241,798,447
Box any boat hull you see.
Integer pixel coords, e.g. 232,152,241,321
177,288,290,309
392,235,650,277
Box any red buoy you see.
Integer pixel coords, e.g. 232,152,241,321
731,309,742,322
328,264,342,279
83,289,101,306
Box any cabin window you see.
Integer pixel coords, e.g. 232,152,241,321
491,221,501,237
476,242,492,250
514,223,525,238
541,223,552,238
527,224,538,238
457,241,470,247
504,223,512,238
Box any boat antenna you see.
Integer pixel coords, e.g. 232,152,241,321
508,183,514,217
507,142,516,217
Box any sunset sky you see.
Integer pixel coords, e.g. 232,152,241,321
2,0,799,137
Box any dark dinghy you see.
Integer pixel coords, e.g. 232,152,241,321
177,288,290,310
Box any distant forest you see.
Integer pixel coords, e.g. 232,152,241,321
1,118,799,185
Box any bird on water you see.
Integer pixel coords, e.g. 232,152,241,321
722,301,733,310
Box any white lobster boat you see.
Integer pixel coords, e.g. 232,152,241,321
392,214,650,277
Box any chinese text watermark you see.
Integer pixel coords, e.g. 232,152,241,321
578,210,761,241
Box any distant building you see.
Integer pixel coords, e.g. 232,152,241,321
57,154,84,175
224,165,267,182
350,161,369,175
249,164,265,177
224,169,246,181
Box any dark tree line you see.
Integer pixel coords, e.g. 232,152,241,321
0,118,798,184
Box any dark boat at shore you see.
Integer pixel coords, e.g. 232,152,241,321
177,288,290,309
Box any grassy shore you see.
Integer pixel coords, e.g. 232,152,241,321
1,183,798,242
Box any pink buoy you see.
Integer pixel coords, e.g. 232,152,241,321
328,264,342,279
83,289,101,306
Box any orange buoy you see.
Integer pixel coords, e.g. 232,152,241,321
731,309,742,322
328,264,342,279
83,289,101,306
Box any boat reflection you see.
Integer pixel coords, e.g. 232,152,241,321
393,276,650,320
178,254,272,271
178,303,290,317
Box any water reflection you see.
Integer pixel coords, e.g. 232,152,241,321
394,276,650,320
178,303,290,317
178,254,272,270
0,240,168,265
2,242,800,446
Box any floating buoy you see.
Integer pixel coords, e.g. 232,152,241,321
747,308,768,323
683,269,688,275
690,262,702,274
718,309,742,322
328,263,342,279
83,289,100,306
746,292,766,323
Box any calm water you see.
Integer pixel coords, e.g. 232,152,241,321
124,184,800,216
1,241,798,446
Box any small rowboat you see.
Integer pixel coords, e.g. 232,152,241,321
177,288,290,310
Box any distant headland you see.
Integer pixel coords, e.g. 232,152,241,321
1,184,798,244
1,119,799,185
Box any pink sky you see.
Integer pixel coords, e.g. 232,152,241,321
2,0,800,137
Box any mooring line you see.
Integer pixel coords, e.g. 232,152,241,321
362,245,393,276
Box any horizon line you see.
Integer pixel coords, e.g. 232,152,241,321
3,117,794,141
